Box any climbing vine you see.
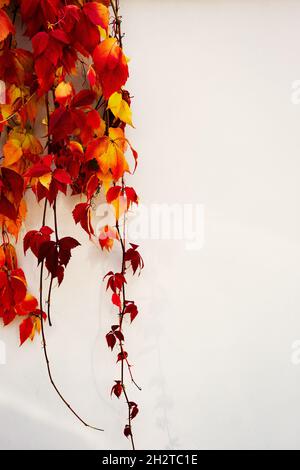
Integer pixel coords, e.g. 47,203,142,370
0,0,142,449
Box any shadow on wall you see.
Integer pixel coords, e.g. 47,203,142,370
0,403,90,450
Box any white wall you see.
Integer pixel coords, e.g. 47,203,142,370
1,0,300,450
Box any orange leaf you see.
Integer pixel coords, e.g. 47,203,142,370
83,2,109,30
0,245,5,268
55,81,74,106
0,1,10,8
99,225,119,251
15,294,38,316
3,139,23,166
93,38,129,99
0,9,15,42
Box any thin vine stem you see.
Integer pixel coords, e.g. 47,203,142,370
109,0,140,450
39,252,103,431
116,212,137,451
46,276,54,327
46,198,59,327
37,95,104,432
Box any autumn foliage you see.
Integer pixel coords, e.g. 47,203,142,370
0,0,142,449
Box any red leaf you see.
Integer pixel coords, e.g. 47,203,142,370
124,425,132,438
0,196,17,220
129,402,139,420
57,265,65,286
86,174,99,201
23,226,53,257
114,330,124,342
124,302,138,322
125,245,144,275
19,317,33,346
58,237,80,266
72,202,88,224
71,89,96,108
72,203,94,237
49,107,74,142
111,381,123,398
106,186,122,203
37,240,56,265
112,293,121,308
2,168,24,205
83,2,109,30
40,226,53,236
53,169,72,184
59,236,80,251
125,187,138,208
106,332,116,351
117,351,128,363
31,32,49,57
25,158,52,178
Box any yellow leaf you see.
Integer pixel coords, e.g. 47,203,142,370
0,104,13,121
112,194,127,220
30,317,41,341
118,100,133,127
108,92,122,115
3,139,23,166
55,81,73,105
99,25,107,40
22,133,43,155
39,173,52,189
6,84,21,104
109,127,127,151
8,127,43,156
108,92,133,126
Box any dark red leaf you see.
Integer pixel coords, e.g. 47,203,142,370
0,196,17,220
58,237,80,266
125,245,144,275
111,381,123,398
129,402,139,420
117,351,128,363
124,425,132,438
71,89,96,108
106,332,116,350
124,302,138,323
114,330,124,342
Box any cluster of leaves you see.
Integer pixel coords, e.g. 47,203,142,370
0,241,43,344
0,0,142,449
